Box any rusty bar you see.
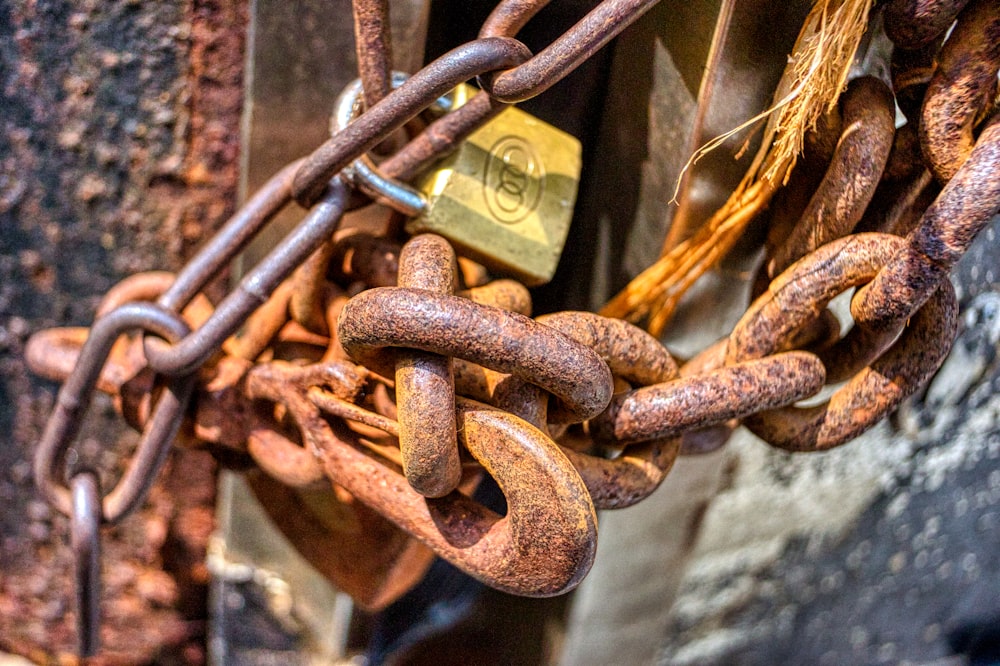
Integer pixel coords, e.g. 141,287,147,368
891,39,942,122
484,0,661,102
480,0,553,38
312,398,598,596
744,283,958,451
730,234,903,363
378,91,509,183
561,439,680,510
518,312,683,508
730,233,960,451
758,110,842,279
487,371,679,511
854,114,1000,331
768,76,896,276
70,470,102,657
353,0,394,108
459,279,533,316
338,288,613,422
592,352,826,444
394,234,461,497
884,0,972,49
536,311,678,387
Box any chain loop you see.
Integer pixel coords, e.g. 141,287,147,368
528,312,681,508
263,377,599,596
333,72,434,215
243,360,368,489
884,0,972,49
767,76,896,277
22,0,1000,640
393,235,463,497
745,284,958,451
730,233,960,451
854,114,1000,332
479,0,661,102
34,302,195,522
143,179,350,376
591,353,827,445
918,0,1000,184
352,0,394,109
338,286,613,422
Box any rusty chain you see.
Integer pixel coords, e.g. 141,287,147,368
22,0,1000,654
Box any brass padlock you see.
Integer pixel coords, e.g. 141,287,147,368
406,85,582,286
336,78,582,286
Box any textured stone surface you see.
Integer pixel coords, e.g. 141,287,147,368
0,0,245,661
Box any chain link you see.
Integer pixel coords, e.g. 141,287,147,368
33,302,195,522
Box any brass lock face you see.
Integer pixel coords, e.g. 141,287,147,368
408,85,582,286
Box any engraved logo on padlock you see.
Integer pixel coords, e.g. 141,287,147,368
484,135,543,224
409,86,582,286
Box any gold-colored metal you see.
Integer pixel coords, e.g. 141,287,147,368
408,85,582,286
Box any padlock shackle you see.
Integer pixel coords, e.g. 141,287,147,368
292,37,533,206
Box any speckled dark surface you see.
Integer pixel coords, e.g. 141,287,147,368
0,0,244,661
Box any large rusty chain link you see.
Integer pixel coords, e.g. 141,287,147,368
21,0,1000,654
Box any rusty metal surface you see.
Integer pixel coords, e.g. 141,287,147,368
339,288,614,420
593,353,826,445
212,2,432,662
481,0,661,102
767,77,897,277
856,114,1000,331
236,0,428,270
884,0,972,49
0,0,243,661
394,235,462,498
655,213,1000,666
561,2,996,662
70,470,102,658
353,0,395,109
918,0,1000,184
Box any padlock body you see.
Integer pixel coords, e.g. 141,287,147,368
408,97,581,286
